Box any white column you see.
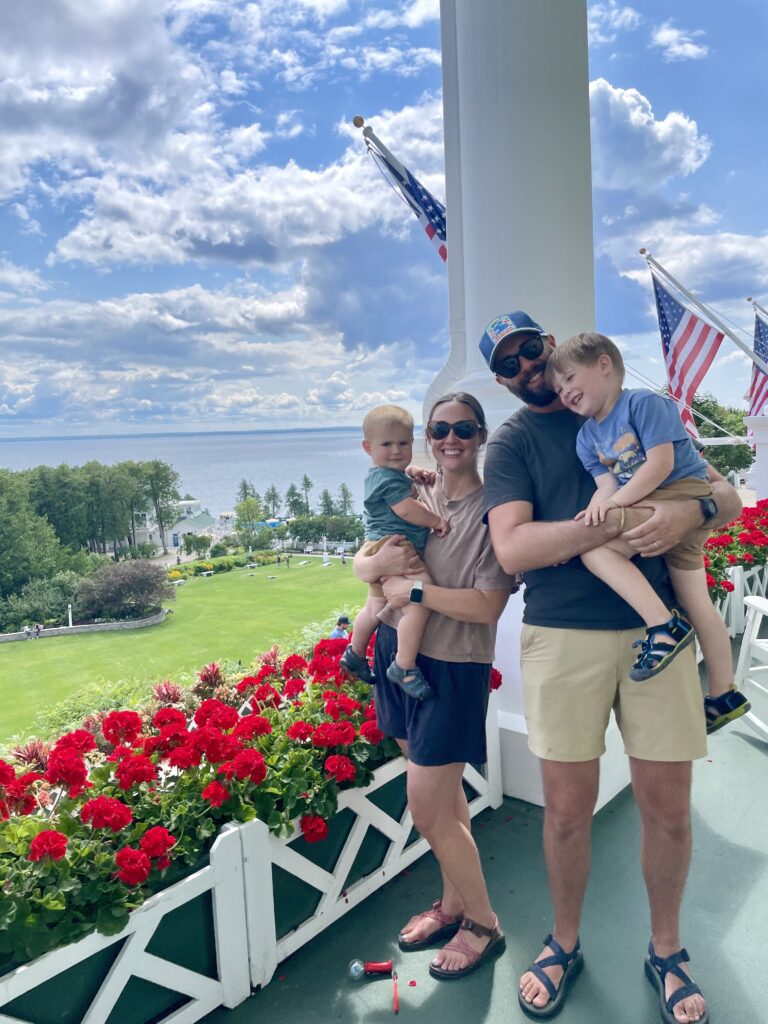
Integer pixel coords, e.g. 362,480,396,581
744,417,768,499
430,0,628,808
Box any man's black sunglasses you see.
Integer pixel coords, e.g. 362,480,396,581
427,420,482,440
493,335,545,378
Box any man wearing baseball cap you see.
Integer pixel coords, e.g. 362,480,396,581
480,311,740,1021
329,615,351,640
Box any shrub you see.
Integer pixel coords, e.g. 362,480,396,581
75,561,174,621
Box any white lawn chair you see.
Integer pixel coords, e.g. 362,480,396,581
732,596,768,742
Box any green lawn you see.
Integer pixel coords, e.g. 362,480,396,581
0,559,365,742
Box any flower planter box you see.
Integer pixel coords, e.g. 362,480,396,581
242,692,503,990
0,824,251,1024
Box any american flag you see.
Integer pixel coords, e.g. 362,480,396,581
748,313,768,418
367,143,447,263
651,271,724,437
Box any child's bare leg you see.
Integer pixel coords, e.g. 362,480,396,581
668,566,733,698
350,595,386,657
581,543,671,627
395,603,431,669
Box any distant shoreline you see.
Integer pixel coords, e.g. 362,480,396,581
0,425,369,444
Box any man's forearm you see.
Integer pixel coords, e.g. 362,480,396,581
493,508,626,574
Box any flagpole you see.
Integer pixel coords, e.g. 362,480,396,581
358,123,409,184
641,249,768,376
748,296,768,323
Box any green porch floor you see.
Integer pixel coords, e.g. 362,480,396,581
203,720,767,1024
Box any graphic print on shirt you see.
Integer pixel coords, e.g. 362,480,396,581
594,428,646,486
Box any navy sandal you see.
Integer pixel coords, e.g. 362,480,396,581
629,611,695,682
518,934,584,1019
386,659,433,701
705,689,751,734
644,941,709,1024
339,645,375,685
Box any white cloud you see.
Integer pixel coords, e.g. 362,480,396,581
0,259,49,293
590,78,711,190
588,2,641,46
651,21,709,62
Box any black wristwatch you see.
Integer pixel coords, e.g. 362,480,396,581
699,496,718,524
409,580,424,604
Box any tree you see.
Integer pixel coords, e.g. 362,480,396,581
336,482,355,516
143,460,181,555
284,483,305,518
318,488,336,516
0,571,82,632
236,478,258,504
75,561,174,621
301,474,314,515
691,393,754,476
0,471,67,599
263,484,282,518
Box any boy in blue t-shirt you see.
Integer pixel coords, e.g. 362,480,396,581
340,405,450,701
546,332,749,733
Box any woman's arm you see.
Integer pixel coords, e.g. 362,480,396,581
381,576,510,625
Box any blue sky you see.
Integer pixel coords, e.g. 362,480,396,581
0,0,765,436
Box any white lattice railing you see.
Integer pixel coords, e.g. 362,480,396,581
242,691,503,991
0,824,251,1024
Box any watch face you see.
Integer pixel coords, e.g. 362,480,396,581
701,497,717,520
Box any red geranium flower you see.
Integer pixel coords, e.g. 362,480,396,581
192,725,242,764
312,721,357,747
219,749,267,785
300,814,329,843
45,748,91,798
102,710,143,747
194,699,239,731
490,667,503,690
152,708,187,730
282,677,307,699
359,720,384,745
201,780,230,807
81,795,133,832
51,729,97,756
0,760,15,787
324,754,356,783
251,683,282,710
233,714,272,739
168,743,202,770
139,826,176,858
115,846,152,885
282,654,309,679
29,829,68,862
235,675,260,694
286,721,314,742
114,754,158,790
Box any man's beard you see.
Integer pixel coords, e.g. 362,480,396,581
516,364,558,407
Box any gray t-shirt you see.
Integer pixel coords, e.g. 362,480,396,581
379,480,517,663
482,407,677,630
364,466,429,550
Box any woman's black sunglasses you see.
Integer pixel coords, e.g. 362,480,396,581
427,420,482,440
494,335,545,378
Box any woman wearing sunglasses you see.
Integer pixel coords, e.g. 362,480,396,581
353,392,518,980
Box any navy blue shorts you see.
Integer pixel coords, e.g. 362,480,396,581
373,623,491,767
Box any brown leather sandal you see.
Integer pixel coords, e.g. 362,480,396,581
397,900,463,952
428,914,506,980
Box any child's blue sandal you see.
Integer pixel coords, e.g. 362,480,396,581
629,611,695,682
517,934,583,1019
339,646,375,685
705,689,751,734
386,660,433,701
644,941,709,1024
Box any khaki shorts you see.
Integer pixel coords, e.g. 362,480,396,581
638,477,712,571
520,624,707,762
360,536,425,598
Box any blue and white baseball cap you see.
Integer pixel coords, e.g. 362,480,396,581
479,311,546,372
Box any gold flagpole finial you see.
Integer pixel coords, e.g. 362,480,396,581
747,296,753,303
352,115,365,128
639,247,647,255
